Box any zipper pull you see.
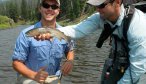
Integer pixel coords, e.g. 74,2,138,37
121,66,124,73
105,72,110,79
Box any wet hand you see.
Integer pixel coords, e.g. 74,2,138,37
34,67,48,83
61,60,73,76
34,33,52,41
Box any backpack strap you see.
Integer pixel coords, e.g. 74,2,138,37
96,24,117,48
123,5,135,43
122,5,135,55
108,5,135,84
123,5,136,84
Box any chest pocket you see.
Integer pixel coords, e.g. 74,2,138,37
29,38,52,60
50,38,67,59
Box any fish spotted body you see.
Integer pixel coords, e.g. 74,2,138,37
25,27,71,42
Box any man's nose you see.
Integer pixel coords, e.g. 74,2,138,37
47,6,53,10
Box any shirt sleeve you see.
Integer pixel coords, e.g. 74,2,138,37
58,13,101,39
118,33,146,84
11,31,29,61
118,10,146,84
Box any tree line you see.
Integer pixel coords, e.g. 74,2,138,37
0,0,95,23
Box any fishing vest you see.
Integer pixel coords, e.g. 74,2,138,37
97,4,146,84
96,5,135,71
96,2,146,70
96,6,136,84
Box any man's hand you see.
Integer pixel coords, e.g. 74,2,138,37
61,60,73,76
34,33,52,41
34,67,48,83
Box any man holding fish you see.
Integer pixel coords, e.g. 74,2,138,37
11,0,74,84
33,0,146,84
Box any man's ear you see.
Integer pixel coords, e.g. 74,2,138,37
115,0,121,5
113,0,121,7
58,9,61,12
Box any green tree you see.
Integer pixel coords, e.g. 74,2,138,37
0,0,95,22
73,0,80,18
21,0,27,21
7,2,18,22
69,0,75,20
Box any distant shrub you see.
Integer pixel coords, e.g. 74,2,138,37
0,15,15,29
0,23,10,29
0,15,10,24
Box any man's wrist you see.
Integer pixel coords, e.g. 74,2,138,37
66,59,74,64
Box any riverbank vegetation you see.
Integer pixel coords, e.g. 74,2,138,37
0,15,27,30
0,15,11,29
0,0,95,29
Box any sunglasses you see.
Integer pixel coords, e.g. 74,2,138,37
96,2,109,9
41,2,59,10
96,0,114,9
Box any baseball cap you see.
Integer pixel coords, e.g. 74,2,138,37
40,0,60,5
87,0,106,6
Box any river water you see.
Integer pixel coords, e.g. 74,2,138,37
0,25,111,84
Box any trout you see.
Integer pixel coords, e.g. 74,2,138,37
25,27,71,42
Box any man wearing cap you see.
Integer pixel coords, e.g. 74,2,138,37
11,0,74,84
35,0,146,84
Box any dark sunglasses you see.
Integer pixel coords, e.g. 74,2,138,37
41,2,59,10
96,0,114,9
96,2,109,9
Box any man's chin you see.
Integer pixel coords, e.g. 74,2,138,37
45,18,54,21
100,15,109,20
100,15,105,19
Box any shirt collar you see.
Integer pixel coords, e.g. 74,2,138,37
34,21,62,29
